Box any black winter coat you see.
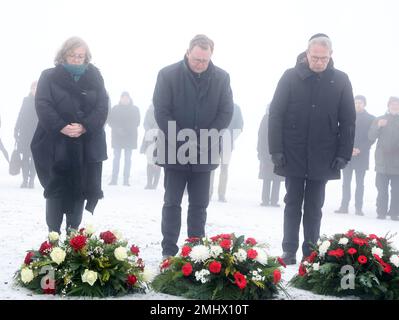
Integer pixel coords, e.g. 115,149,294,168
347,111,375,170
153,57,234,172
14,94,38,154
108,104,140,149
268,52,356,180
140,104,158,154
31,64,108,213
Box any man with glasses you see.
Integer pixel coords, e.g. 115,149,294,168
153,34,233,259
268,33,356,264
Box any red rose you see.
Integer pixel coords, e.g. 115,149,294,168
181,245,192,257
39,241,52,255
328,248,345,258
127,274,137,286
130,245,140,256
210,235,220,242
245,237,257,246
347,248,357,255
100,231,117,244
185,237,200,243
353,237,369,246
345,229,356,238
368,234,379,240
182,262,193,276
160,258,171,270
69,235,87,251
273,269,281,284
209,261,222,274
298,264,307,276
220,239,232,250
307,251,318,263
220,234,232,239
277,257,287,268
234,272,247,289
358,255,368,264
24,251,34,265
247,249,258,259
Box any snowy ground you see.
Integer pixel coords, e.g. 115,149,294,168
0,132,398,301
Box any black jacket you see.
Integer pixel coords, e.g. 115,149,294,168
153,57,234,172
108,103,140,149
268,52,356,180
347,110,375,170
14,94,38,154
31,64,108,212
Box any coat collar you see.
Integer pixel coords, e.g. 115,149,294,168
295,51,335,80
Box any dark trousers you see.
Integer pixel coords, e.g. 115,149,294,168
376,173,399,218
282,177,327,257
262,179,281,205
340,167,366,210
161,168,211,256
21,152,36,185
146,164,161,189
111,147,132,183
46,198,84,234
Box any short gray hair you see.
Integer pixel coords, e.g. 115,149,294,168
189,34,214,53
307,36,332,53
54,36,92,65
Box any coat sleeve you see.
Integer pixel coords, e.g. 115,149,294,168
268,70,291,155
356,115,376,151
14,98,26,139
368,117,382,143
257,115,268,159
336,75,356,160
207,74,234,131
35,70,69,134
80,71,109,133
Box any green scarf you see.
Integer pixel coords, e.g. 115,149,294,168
63,63,88,82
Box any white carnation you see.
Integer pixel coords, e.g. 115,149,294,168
209,245,223,258
50,247,66,265
338,237,349,245
312,262,320,271
114,247,128,261
371,247,384,258
81,269,98,286
389,255,399,267
254,247,268,265
20,267,34,284
233,248,247,262
142,268,156,282
48,232,60,242
189,245,210,263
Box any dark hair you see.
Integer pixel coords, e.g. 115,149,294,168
354,95,367,105
189,34,214,53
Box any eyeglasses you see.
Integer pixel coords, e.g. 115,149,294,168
190,57,210,65
309,55,330,63
67,53,86,60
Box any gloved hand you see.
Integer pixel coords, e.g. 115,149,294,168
331,157,348,170
271,153,286,168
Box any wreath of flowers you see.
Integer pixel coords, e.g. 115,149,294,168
151,233,286,300
290,230,399,300
15,226,151,297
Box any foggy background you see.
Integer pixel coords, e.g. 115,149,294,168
0,0,398,188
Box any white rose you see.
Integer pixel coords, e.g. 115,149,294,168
114,247,128,261
318,240,331,256
50,247,66,265
20,267,34,284
85,224,96,236
371,247,384,258
389,255,399,267
48,232,60,242
254,247,268,265
312,262,320,271
81,269,98,286
142,268,156,282
338,237,349,245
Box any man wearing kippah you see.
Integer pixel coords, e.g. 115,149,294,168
268,34,356,264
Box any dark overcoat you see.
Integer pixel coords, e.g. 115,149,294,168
31,64,108,212
14,95,38,154
268,52,356,180
153,57,234,172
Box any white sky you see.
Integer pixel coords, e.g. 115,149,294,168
0,0,398,148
